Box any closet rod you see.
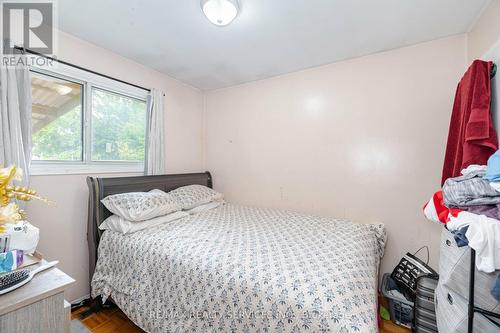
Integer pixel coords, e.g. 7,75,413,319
13,46,151,93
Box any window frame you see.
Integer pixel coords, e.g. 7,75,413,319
29,62,149,176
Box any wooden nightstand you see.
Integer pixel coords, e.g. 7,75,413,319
0,263,75,333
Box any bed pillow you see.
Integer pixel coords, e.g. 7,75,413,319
185,200,224,215
99,210,189,234
101,190,181,221
168,185,223,210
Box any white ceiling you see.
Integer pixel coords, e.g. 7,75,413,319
59,0,489,90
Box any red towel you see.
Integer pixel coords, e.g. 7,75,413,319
441,60,497,185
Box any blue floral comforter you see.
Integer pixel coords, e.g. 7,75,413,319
92,203,386,333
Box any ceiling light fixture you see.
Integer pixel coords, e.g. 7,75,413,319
201,0,239,26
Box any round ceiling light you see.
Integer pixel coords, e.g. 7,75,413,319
201,0,239,26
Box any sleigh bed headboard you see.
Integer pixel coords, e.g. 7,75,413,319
86,172,212,290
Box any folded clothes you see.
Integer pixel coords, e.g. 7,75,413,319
461,164,487,176
443,169,500,207
490,181,500,193
484,150,500,182
463,204,500,220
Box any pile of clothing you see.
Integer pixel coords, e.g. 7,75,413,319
424,151,500,302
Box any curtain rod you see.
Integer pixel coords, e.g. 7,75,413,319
14,46,151,93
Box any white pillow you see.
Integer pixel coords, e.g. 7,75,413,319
185,201,223,215
99,211,189,234
101,190,181,221
168,185,223,210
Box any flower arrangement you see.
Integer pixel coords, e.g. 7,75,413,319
0,165,51,234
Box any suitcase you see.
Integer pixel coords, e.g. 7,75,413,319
414,274,439,332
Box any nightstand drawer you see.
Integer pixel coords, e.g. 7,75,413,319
0,292,65,333
0,267,74,333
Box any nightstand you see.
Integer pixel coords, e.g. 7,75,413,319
0,263,75,333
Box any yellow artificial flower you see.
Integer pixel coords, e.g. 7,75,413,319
0,165,19,185
0,203,22,226
0,165,19,206
0,165,51,234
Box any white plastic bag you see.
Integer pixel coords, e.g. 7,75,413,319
5,221,39,255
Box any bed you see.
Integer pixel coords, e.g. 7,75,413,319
87,172,386,333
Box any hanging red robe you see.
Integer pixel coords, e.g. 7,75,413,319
441,60,497,186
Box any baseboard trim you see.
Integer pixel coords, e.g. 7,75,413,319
70,294,90,305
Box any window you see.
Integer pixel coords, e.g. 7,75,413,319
30,65,148,175
31,73,83,161
91,88,146,162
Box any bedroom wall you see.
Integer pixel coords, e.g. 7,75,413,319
23,11,497,302
26,31,205,302
467,0,500,62
470,0,500,140
204,35,467,276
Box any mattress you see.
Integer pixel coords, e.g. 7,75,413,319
92,203,386,332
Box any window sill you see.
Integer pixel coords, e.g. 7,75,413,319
30,162,145,176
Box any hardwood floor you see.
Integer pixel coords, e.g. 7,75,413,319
71,306,411,333
71,305,144,333
380,319,412,333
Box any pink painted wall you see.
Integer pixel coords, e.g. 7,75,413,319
467,0,500,62
27,31,205,301
204,35,468,276
27,12,500,301
470,0,500,161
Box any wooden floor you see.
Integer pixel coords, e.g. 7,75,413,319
71,305,411,333
380,319,412,333
71,305,143,333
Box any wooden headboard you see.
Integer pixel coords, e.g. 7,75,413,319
86,172,212,292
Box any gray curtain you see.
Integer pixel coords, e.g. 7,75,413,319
145,88,166,175
0,55,32,186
